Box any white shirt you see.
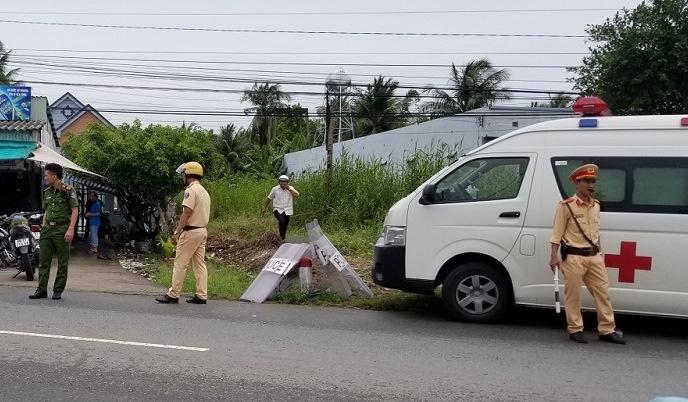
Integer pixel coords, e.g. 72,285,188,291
268,185,297,215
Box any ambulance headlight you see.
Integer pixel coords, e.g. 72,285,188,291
382,225,406,246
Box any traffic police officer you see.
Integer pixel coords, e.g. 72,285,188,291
549,163,626,344
29,163,79,300
156,161,211,304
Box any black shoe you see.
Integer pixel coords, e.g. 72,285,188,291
186,295,207,304
29,289,48,299
569,331,588,343
599,332,627,344
52,291,62,300
155,294,179,304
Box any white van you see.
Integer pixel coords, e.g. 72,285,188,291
372,111,688,323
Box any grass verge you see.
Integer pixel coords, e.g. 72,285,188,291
153,259,255,299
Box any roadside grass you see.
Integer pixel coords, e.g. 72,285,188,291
150,149,455,311
153,259,255,299
348,291,444,315
272,287,446,317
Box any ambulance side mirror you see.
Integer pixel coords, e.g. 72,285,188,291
420,184,436,205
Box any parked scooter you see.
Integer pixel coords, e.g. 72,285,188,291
0,212,42,280
0,221,17,270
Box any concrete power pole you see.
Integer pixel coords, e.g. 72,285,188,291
325,90,333,183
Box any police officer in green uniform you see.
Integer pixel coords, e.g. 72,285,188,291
29,163,79,300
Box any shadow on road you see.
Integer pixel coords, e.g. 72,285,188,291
499,307,685,339
376,294,687,340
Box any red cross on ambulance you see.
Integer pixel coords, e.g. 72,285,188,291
604,241,652,283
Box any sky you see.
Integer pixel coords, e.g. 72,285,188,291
1,0,643,132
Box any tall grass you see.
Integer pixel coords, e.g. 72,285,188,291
204,146,455,253
155,260,254,299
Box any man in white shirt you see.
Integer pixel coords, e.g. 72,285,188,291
261,175,299,240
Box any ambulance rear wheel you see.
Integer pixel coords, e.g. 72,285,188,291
442,262,512,323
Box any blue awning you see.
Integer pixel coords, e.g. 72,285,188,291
0,140,38,161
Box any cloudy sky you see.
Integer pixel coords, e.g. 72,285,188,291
1,0,642,132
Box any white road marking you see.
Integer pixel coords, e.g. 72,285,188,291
0,330,209,352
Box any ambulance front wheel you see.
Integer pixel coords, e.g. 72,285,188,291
441,262,513,323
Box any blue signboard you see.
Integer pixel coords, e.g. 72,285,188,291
0,86,31,121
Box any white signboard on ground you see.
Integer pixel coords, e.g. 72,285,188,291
306,220,373,298
328,252,348,272
241,243,311,304
262,258,295,276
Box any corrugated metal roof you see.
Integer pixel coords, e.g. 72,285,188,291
0,120,46,131
64,173,116,194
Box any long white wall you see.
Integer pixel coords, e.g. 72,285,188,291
283,107,572,175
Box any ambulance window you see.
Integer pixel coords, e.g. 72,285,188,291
433,157,529,203
552,157,688,214
632,167,688,206
595,169,625,202
553,160,624,202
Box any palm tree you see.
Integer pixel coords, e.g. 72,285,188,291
530,92,574,108
241,82,292,147
217,123,250,173
423,59,510,118
0,41,21,85
352,75,407,136
548,92,573,108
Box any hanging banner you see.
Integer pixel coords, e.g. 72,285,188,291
0,86,31,121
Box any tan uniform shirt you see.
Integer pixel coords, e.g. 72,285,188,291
183,181,211,227
549,194,600,248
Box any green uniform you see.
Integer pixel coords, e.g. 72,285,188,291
38,182,78,292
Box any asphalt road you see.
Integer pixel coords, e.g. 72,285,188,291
0,287,686,402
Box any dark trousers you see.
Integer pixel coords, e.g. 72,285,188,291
38,224,70,292
273,210,290,240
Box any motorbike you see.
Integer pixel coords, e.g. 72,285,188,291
0,212,42,281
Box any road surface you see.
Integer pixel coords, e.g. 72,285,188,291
0,287,686,401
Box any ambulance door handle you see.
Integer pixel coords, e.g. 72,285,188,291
499,211,521,218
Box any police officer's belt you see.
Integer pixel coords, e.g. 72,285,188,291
47,221,70,226
566,246,600,257
183,225,205,231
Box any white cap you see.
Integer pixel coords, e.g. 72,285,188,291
278,175,289,181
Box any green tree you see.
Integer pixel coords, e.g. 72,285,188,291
569,0,688,115
242,145,284,178
423,59,510,118
216,123,250,173
351,75,409,136
62,121,223,239
399,89,428,124
531,92,573,108
241,82,292,146
0,41,21,85
274,104,318,151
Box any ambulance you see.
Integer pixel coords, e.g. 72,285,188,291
372,98,688,323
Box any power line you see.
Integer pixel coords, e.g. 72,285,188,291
27,79,580,99
14,48,590,56
1,8,622,16
11,55,574,69
0,19,587,38
14,63,570,86
45,107,576,119
15,60,573,91
11,53,578,90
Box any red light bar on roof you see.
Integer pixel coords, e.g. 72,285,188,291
572,96,612,117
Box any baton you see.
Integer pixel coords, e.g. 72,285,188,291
554,265,561,314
